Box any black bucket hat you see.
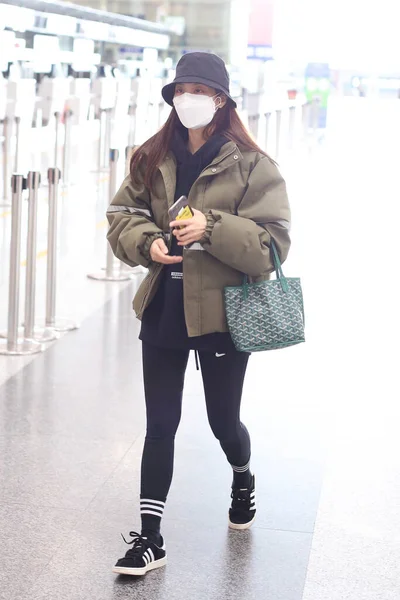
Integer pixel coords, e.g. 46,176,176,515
162,52,237,108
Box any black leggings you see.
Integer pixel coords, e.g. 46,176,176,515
141,342,251,502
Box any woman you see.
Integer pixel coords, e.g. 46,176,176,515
107,52,291,576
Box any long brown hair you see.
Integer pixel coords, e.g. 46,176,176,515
130,100,269,191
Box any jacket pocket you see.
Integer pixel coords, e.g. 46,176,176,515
133,263,163,318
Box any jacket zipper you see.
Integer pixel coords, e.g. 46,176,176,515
186,146,239,208
182,147,239,335
152,146,238,331
161,146,239,210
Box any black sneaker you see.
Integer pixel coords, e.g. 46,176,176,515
113,531,167,576
229,474,256,530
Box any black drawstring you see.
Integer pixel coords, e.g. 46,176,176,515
194,350,200,371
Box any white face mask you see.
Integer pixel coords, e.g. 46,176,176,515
173,93,221,130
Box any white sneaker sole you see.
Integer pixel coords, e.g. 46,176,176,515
113,556,167,576
228,514,256,530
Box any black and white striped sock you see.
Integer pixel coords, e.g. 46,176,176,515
231,459,252,489
140,498,165,538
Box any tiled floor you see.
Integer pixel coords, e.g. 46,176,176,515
0,285,324,600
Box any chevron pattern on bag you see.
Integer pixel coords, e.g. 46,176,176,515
224,278,305,353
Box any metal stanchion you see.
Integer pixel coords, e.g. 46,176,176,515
44,167,79,332
288,105,296,150
98,108,106,171
62,109,73,186
1,117,10,205
275,109,282,159
24,171,40,341
264,111,272,152
0,175,43,356
103,108,112,169
13,116,21,173
128,103,137,147
88,149,133,282
54,111,61,168
35,109,43,172
125,145,134,177
24,172,59,343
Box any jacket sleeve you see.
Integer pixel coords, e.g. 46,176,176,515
106,165,164,268
200,157,291,277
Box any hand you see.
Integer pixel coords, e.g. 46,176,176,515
150,238,183,264
170,208,207,247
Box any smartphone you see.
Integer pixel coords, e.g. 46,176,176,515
168,195,194,229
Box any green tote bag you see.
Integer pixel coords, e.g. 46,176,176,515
224,241,305,353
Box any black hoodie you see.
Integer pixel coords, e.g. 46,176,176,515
140,130,236,352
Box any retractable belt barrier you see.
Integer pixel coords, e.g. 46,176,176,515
0,167,79,356
262,99,311,159
0,174,43,355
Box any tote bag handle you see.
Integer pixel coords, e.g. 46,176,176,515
242,240,289,298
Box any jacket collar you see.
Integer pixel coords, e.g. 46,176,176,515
159,155,177,208
202,141,242,174
165,141,241,174
159,141,242,208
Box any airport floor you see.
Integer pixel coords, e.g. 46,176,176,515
0,97,399,600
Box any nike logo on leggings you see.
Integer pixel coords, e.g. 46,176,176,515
215,353,226,358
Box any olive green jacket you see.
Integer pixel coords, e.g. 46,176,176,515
106,141,291,337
